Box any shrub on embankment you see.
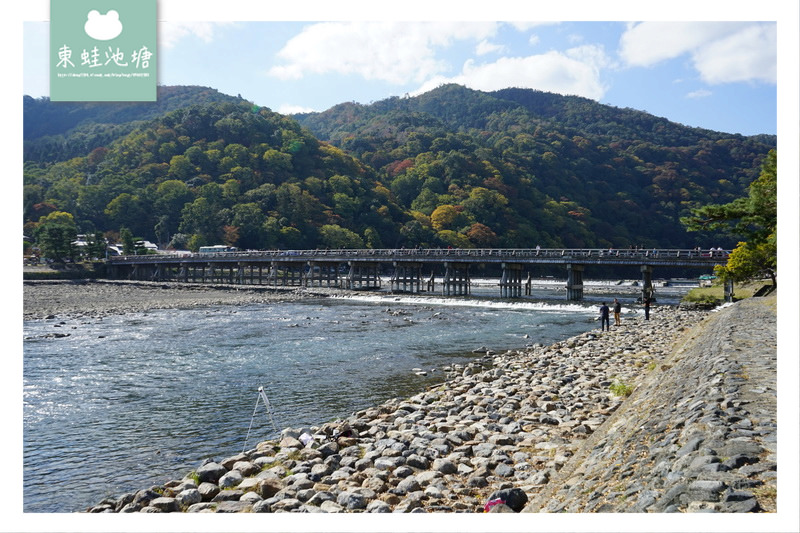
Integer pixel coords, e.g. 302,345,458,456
680,280,772,308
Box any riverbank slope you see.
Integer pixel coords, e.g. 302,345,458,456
524,294,777,513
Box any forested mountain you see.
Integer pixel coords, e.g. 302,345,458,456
23,84,776,255
293,84,775,249
23,86,245,162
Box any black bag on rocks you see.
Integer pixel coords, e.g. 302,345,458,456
486,488,528,512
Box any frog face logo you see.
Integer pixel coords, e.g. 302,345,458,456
84,10,123,41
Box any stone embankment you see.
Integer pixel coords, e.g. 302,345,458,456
524,295,777,513
87,297,777,514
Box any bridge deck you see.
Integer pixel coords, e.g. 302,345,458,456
108,248,728,268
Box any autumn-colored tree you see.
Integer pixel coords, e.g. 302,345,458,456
222,225,240,247
466,223,498,247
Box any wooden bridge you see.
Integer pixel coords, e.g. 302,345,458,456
107,247,731,301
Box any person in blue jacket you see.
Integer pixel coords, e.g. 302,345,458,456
599,302,610,331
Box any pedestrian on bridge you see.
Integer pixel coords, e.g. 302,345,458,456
599,302,610,331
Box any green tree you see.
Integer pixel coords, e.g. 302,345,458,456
179,197,222,242
120,227,136,255
34,211,78,261
435,230,471,248
230,202,265,249
319,224,365,249
682,150,777,285
84,230,107,259
105,193,148,236
714,237,776,287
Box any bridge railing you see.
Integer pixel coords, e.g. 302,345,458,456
108,247,730,263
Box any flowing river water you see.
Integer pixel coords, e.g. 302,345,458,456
22,282,691,512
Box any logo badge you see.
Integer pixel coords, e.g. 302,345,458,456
50,0,157,102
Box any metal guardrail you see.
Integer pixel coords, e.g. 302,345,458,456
108,247,730,265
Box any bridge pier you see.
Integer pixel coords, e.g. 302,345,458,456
268,261,305,286
305,261,341,288
724,278,735,302
442,262,470,296
500,263,523,298
566,264,584,301
641,265,654,302
426,271,435,292
346,261,381,290
391,262,423,293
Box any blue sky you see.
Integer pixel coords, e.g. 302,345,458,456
20,3,789,137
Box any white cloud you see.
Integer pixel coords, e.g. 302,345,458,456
277,104,317,115
618,22,776,85
413,45,610,101
268,21,499,84
159,22,231,49
506,22,558,32
686,89,712,99
567,33,584,45
692,24,776,84
476,39,506,56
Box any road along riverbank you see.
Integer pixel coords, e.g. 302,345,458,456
84,294,777,514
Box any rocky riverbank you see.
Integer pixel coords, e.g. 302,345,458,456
23,279,331,321
84,295,778,515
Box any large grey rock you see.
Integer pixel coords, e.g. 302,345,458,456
149,497,180,513
197,482,220,502
251,499,272,513
320,500,344,513
432,458,457,474
687,480,726,502
215,501,252,513
196,462,227,483
374,456,405,470
395,477,421,495
132,489,160,507
211,489,244,502
186,502,217,513
257,477,285,498
306,491,336,506
232,460,259,476
218,469,243,489
367,500,391,513
176,488,202,508
271,498,302,512
336,491,367,510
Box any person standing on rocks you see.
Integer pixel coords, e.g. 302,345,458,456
613,298,622,326
644,295,651,320
599,302,610,331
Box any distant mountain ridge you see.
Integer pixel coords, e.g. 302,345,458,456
23,86,247,161
23,84,776,254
